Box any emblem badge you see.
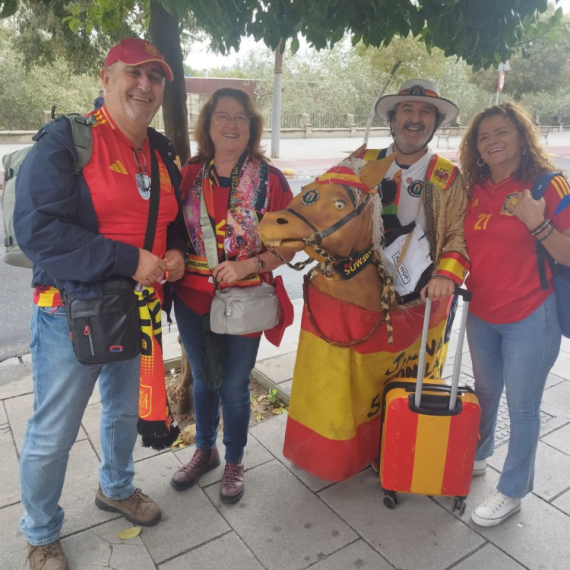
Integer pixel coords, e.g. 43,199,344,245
408,180,423,197
408,85,426,96
302,189,319,205
136,172,151,200
501,193,519,216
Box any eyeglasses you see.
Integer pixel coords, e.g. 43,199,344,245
133,148,151,199
212,112,250,127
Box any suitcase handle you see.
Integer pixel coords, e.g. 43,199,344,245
408,393,463,416
415,287,471,412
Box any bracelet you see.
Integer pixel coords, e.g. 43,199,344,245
529,219,550,236
537,224,555,242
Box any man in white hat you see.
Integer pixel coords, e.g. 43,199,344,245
361,78,469,302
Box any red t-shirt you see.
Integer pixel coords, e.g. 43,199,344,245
176,161,293,315
465,175,570,323
34,106,179,306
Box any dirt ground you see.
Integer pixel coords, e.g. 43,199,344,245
165,369,287,450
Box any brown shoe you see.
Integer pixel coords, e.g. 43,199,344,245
95,486,162,526
171,448,220,491
27,539,68,570
220,461,244,504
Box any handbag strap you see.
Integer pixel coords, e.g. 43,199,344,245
142,140,161,252
391,197,424,281
199,169,219,270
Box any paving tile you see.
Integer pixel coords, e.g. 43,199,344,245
487,440,570,501
255,351,297,384
552,488,570,515
0,502,28,569
0,357,21,369
159,531,264,570
541,379,570,414
129,452,230,564
0,407,20,507
452,543,526,570
5,393,87,453
0,362,33,399
459,470,570,570
62,517,156,570
81,400,170,464
560,336,570,355
173,431,273,488
204,460,357,570
550,351,570,380
249,413,331,492
541,421,570,456
545,372,567,390
279,379,293,396
306,540,394,570
319,470,484,570
60,439,119,536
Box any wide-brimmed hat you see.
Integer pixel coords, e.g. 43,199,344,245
104,38,174,82
375,79,458,126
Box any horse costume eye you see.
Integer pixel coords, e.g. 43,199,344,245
334,200,346,210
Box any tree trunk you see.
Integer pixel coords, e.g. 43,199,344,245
149,1,191,164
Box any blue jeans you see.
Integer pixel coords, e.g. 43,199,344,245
466,294,561,499
20,305,140,545
174,295,260,463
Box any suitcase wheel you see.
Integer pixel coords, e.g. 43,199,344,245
452,497,466,516
383,492,399,510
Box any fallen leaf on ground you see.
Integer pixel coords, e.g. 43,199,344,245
117,526,141,540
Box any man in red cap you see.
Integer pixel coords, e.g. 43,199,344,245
14,38,185,570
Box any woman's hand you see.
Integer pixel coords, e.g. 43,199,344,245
212,259,255,284
420,275,455,300
509,189,547,230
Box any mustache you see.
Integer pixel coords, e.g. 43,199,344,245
404,121,425,130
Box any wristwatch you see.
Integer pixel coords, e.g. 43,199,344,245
255,256,266,272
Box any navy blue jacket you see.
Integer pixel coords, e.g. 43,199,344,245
14,117,186,299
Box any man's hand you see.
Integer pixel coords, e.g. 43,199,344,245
420,275,455,300
132,249,167,286
212,259,255,284
163,249,185,282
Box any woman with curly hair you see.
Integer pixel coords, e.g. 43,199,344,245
459,102,570,527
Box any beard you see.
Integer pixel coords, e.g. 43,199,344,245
392,121,434,155
124,93,159,124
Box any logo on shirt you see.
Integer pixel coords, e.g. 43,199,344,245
136,172,151,200
109,161,128,174
159,164,172,193
501,193,519,216
407,180,423,197
472,198,479,208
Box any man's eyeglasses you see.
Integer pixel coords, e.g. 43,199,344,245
212,112,250,127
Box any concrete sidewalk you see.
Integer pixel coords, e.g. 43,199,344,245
1,299,570,570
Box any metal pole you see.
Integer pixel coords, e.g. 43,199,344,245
271,41,283,159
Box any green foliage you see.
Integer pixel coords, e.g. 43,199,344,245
0,25,100,129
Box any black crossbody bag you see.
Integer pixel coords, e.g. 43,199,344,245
63,142,161,365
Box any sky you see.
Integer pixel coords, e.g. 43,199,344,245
185,0,570,71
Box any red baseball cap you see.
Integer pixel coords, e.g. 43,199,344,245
104,38,174,82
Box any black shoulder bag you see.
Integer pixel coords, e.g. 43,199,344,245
63,142,161,364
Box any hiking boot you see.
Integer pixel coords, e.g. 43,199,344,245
473,459,487,477
27,539,68,570
95,486,162,526
471,491,521,527
171,447,220,491
220,461,245,504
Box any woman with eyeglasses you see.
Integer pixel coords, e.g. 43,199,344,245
170,88,294,503
459,102,570,527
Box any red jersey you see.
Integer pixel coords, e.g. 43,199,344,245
176,161,293,315
465,175,570,323
35,106,179,307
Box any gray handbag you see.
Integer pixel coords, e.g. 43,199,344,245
199,182,280,335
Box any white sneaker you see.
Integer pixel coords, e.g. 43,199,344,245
471,491,521,527
472,459,487,477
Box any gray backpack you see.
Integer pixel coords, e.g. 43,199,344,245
2,114,96,268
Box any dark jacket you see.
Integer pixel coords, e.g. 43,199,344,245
14,116,186,300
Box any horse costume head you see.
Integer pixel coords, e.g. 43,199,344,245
260,155,395,265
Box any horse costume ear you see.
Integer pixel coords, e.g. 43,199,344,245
359,153,397,191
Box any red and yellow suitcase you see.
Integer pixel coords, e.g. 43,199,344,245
379,289,480,514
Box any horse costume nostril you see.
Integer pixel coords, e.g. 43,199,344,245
276,218,289,225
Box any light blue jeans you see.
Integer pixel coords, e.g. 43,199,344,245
466,294,561,499
20,305,141,545
174,295,260,463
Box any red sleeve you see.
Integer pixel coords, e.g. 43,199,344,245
180,162,202,200
545,175,570,233
267,165,294,212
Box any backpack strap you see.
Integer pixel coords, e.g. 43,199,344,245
531,171,560,200
65,114,96,174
